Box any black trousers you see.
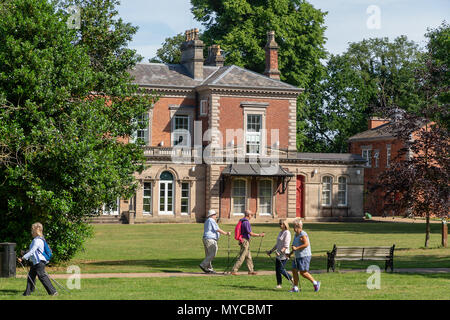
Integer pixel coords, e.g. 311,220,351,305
24,261,57,295
275,258,292,285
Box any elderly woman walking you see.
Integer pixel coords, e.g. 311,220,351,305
267,219,293,289
17,222,57,296
289,219,320,293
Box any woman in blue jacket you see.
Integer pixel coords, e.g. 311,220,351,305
17,222,57,296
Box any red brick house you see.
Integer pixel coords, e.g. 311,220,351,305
104,29,366,223
348,118,408,216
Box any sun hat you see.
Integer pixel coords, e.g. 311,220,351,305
207,210,217,218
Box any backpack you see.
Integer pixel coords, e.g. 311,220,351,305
37,237,53,262
234,219,244,243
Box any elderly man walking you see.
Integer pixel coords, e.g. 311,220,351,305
199,210,231,274
231,210,265,276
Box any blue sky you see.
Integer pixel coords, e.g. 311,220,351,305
117,0,449,61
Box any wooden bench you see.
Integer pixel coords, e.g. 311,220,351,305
327,245,395,272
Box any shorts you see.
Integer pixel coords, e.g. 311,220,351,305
292,256,311,271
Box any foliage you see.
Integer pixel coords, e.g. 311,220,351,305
301,36,425,152
149,33,185,64
375,23,450,247
0,0,154,262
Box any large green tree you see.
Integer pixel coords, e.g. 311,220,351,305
0,0,153,262
301,36,425,152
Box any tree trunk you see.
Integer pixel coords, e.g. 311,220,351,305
425,214,430,248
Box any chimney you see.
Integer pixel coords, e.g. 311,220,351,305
368,117,390,130
180,29,204,80
205,44,225,67
264,31,281,80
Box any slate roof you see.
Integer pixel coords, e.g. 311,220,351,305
348,122,396,141
222,163,294,177
296,153,366,163
130,63,302,92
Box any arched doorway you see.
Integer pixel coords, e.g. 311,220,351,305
159,171,174,215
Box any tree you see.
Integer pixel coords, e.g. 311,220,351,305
0,0,154,262
375,23,449,247
149,33,185,64
301,36,425,152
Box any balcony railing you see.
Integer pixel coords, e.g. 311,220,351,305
143,146,295,161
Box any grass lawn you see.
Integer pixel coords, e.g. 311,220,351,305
1,272,449,300
48,221,449,274
2,221,449,300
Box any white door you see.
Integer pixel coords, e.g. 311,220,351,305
159,171,174,215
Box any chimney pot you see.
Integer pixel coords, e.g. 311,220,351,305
264,30,281,80
181,28,204,80
205,44,225,67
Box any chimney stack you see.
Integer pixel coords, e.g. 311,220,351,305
368,117,390,130
205,44,225,67
181,29,204,80
264,31,281,80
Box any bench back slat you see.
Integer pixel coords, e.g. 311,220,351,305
333,246,393,261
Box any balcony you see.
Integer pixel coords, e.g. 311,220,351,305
143,146,296,163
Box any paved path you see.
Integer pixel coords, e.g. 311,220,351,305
16,268,450,279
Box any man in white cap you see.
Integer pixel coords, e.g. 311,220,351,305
199,210,230,274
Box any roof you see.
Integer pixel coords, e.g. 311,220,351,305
296,153,366,163
130,63,302,93
348,122,396,142
222,163,294,177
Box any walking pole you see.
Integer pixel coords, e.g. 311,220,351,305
256,236,263,259
18,260,39,294
45,272,71,295
267,252,294,285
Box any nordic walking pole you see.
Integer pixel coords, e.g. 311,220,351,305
45,272,71,295
256,235,263,259
18,260,39,294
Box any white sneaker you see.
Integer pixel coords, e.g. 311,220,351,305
288,287,299,293
275,285,282,289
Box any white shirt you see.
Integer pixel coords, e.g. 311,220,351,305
271,230,291,260
22,237,47,265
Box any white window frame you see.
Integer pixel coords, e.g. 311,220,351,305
362,147,372,168
180,182,190,215
159,172,174,215
131,113,149,144
337,176,348,207
321,176,332,207
232,178,247,216
102,198,120,216
258,179,273,216
386,144,391,168
171,114,191,147
246,114,263,155
200,100,208,116
143,182,152,215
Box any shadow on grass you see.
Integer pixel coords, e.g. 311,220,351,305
251,222,442,235
0,289,23,296
82,253,449,274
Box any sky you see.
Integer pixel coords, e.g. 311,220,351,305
117,0,449,61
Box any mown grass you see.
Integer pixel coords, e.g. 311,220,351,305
1,272,449,300
42,221,450,274
3,221,449,300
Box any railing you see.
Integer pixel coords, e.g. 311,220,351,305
143,146,295,161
